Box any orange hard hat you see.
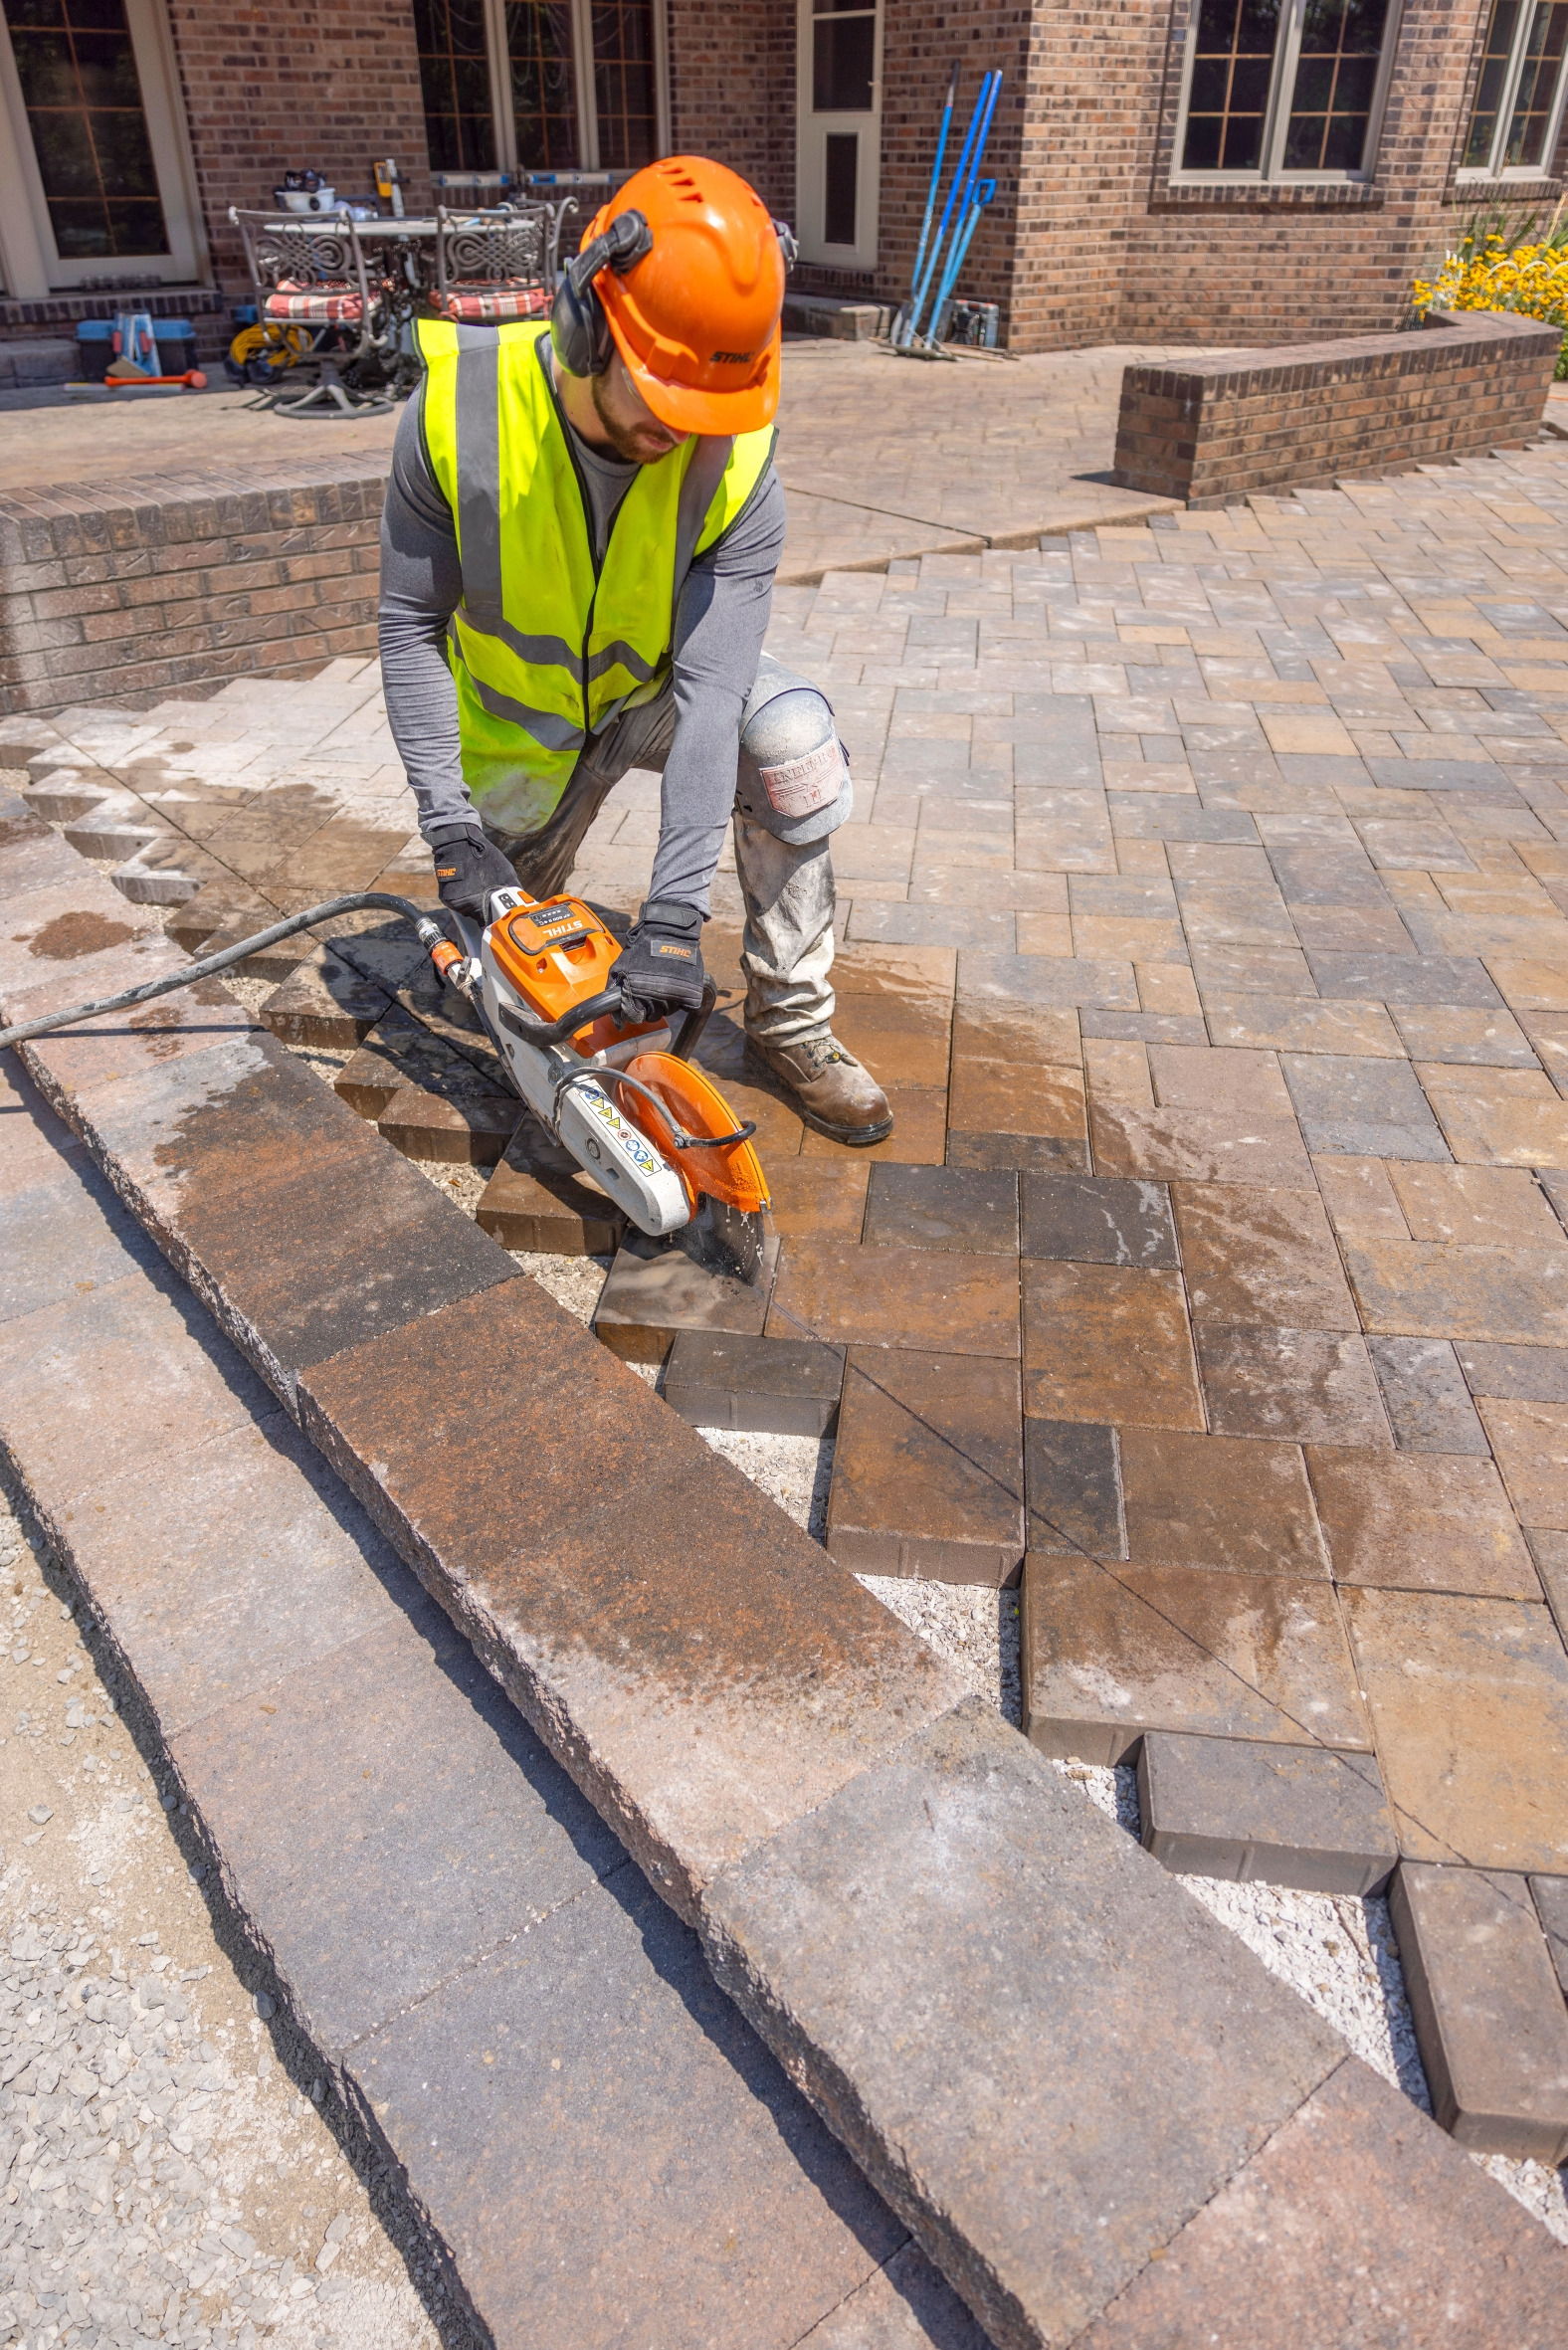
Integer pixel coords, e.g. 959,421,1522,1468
583,156,784,437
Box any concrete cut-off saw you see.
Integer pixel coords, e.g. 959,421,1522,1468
0,884,772,1281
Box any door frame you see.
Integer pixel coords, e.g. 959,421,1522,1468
0,0,206,296
794,0,883,270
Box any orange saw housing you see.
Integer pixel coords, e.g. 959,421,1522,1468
486,890,769,1216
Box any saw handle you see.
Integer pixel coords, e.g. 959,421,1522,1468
491,977,717,1061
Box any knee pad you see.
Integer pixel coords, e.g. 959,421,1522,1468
736,661,852,844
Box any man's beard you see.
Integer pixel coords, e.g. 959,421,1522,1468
590,369,678,464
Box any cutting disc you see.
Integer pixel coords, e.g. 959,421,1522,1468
620,1053,770,1216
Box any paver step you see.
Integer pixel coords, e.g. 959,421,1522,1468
0,1054,981,2350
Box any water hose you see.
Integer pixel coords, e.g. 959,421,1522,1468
0,890,448,1054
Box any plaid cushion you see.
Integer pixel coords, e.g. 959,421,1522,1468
436,281,550,323
266,286,363,323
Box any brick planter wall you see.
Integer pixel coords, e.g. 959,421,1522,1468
0,457,389,715
1110,311,1562,508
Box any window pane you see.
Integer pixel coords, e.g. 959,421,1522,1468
504,1,574,168
11,0,169,257
814,12,874,110
1182,0,1280,171
1504,0,1568,165
824,129,857,242
1464,0,1523,167
1284,0,1389,170
591,0,657,168
416,0,496,172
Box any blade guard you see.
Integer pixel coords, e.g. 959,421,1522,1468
619,1052,770,1217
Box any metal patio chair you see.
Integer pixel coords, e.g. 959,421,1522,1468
429,198,575,325
229,207,400,413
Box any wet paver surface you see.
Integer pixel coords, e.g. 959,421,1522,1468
9,430,1568,1916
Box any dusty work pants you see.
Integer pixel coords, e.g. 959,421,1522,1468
479,655,848,1048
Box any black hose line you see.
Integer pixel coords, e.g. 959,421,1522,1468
0,891,445,1054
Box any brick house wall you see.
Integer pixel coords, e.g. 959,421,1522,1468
166,0,432,294
666,0,796,220
1104,0,1509,345
659,0,1565,354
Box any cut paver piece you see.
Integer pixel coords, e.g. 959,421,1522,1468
863,1164,1019,1255
1022,1555,1370,1764
664,1331,846,1437
595,1231,781,1367
1074,2056,1568,2350
1023,1261,1201,1430
378,1080,519,1165
1364,1334,1489,1455
826,1348,1025,1584
1023,1420,1124,1558
477,1122,625,1255
1389,1861,1568,2164
1306,1446,1539,1597
1171,1182,1357,1331
1018,1171,1176,1267
1120,1427,1327,1578
700,1697,1342,2350
1195,1322,1389,1446
1136,1731,1398,1895
1342,1588,1568,1871
770,1240,1019,1358
259,941,394,1049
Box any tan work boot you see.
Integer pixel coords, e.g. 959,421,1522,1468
748,1031,893,1146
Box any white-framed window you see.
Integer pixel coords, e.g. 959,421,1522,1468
413,0,669,178
1459,0,1568,179
1171,0,1401,184
0,0,204,294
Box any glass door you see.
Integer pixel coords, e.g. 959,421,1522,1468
795,0,882,269
0,0,202,293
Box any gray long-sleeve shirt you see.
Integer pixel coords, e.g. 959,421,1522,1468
377,360,786,912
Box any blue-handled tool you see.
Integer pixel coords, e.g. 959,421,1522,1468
895,61,959,349
904,71,996,349
930,174,997,347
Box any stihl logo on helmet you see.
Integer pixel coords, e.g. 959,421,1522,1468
711,349,755,365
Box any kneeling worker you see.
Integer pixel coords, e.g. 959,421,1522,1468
378,154,891,1146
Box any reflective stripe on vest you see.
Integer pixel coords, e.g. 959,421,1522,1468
417,317,775,830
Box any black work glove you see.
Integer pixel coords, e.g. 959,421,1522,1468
614,898,706,1023
431,828,517,918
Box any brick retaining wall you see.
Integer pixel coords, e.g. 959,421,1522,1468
0,458,387,716
1110,311,1562,508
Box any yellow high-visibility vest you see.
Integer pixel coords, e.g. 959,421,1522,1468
416,317,775,835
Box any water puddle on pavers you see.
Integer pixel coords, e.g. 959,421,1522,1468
222,971,1568,2251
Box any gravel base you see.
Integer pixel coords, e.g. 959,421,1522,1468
0,1494,453,2348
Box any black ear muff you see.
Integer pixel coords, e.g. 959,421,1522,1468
549,209,654,379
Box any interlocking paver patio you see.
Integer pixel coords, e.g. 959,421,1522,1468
12,410,1568,2166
